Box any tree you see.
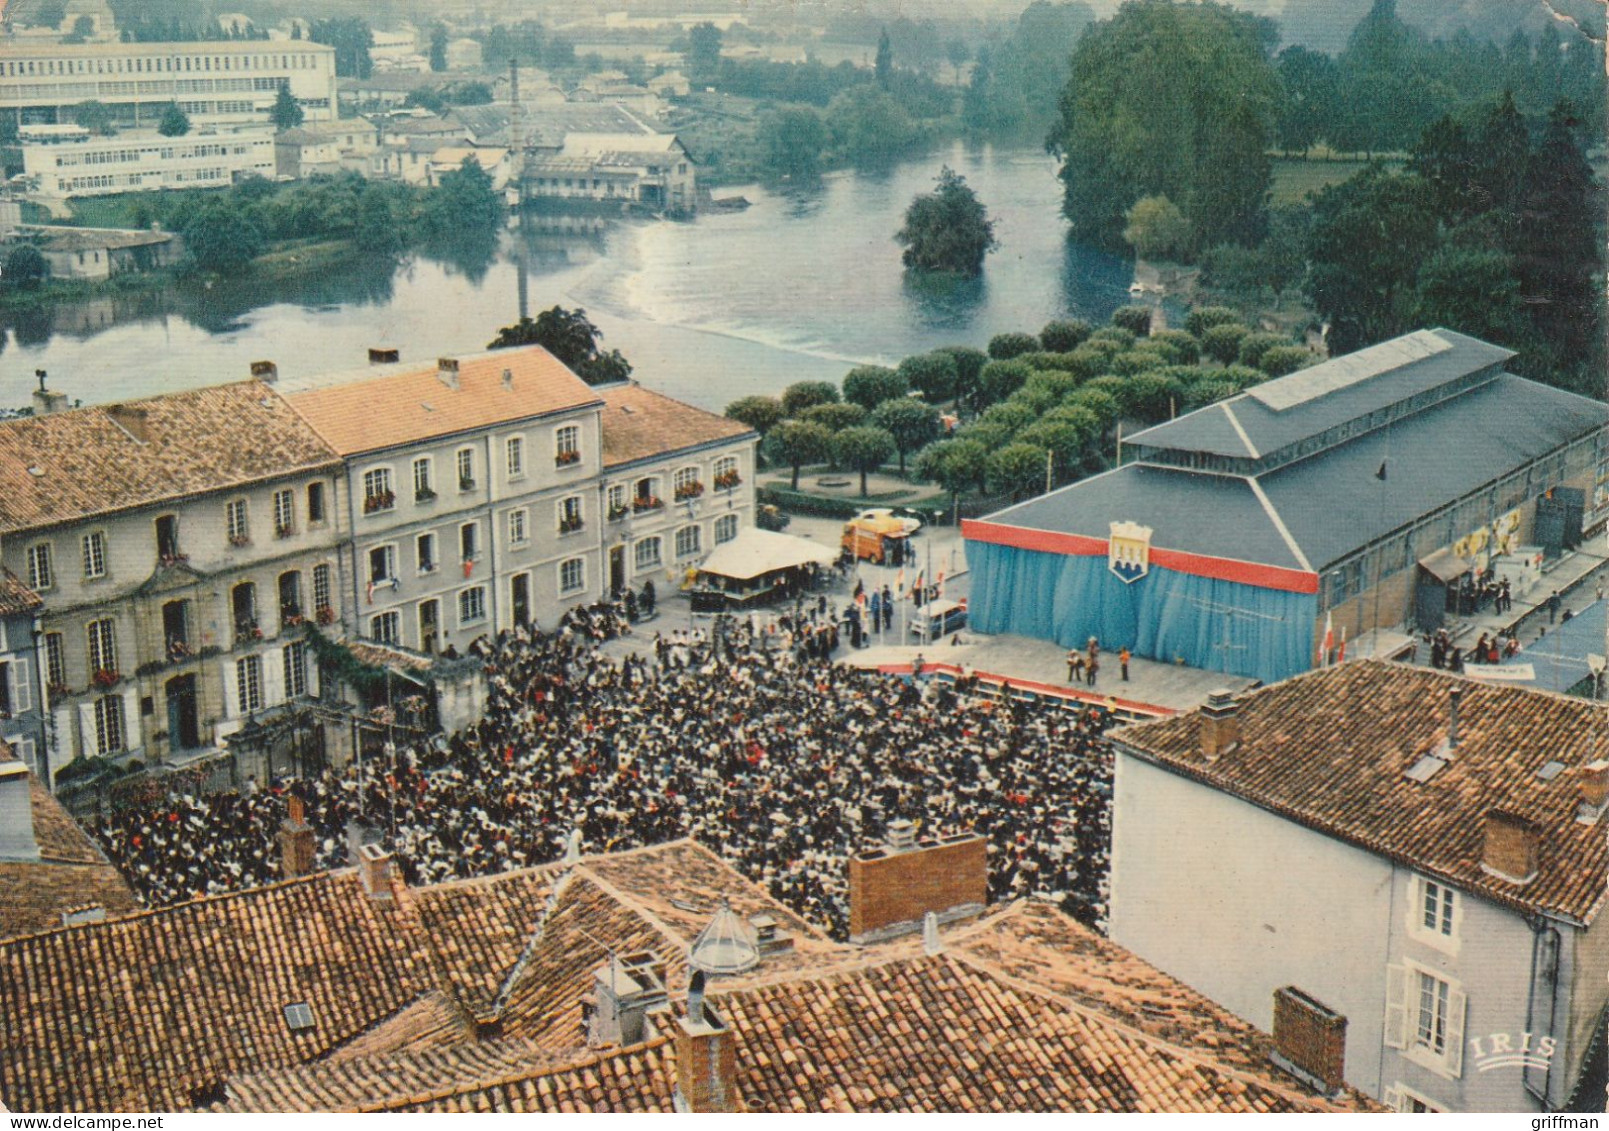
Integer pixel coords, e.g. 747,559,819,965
987,442,1049,502
825,86,921,165
1201,323,1251,364
1258,346,1317,378
874,28,893,90
430,24,448,72
978,359,1031,407
270,86,304,131
895,167,997,276
765,420,833,490
1039,320,1090,352
3,244,47,290
487,306,633,386
687,22,722,83
1017,418,1094,482
945,39,970,85
724,396,785,440
1111,306,1153,337
833,426,896,497
1184,306,1243,337
1236,332,1291,369
1122,195,1191,260
758,106,827,176
158,102,191,137
842,365,908,411
780,380,840,417
872,397,940,475
423,157,502,237
182,201,263,273
896,352,958,404
354,181,410,255
916,437,988,508
1049,0,1280,252
801,402,867,433
988,332,1038,360
311,18,374,80
71,101,115,136
1274,45,1338,155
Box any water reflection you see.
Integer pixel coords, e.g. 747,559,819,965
900,268,988,333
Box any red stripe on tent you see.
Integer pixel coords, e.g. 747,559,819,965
872,661,1174,719
962,519,1319,595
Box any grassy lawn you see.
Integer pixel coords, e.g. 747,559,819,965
1269,157,1389,205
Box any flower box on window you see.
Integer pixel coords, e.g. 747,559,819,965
415,487,437,503
559,515,585,535
674,481,705,501
91,668,121,689
228,534,251,548
282,610,304,628
555,449,581,467
47,682,71,700
363,489,395,514
607,503,630,522
633,496,664,514
315,605,336,626
715,470,742,490
459,477,477,492
159,552,188,568
275,523,294,540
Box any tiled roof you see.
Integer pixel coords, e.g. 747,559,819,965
0,569,42,616
29,226,176,252
599,383,755,469
0,382,339,535
0,776,140,941
1112,659,1609,923
283,347,602,456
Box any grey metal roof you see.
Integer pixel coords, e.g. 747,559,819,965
1260,374,1606,569
985,463,1307,571
1128,329,1516,461
1495,599,1604,695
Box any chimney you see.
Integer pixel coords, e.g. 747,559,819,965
847,827,987,945
0,759,39,862
1577,760,1609,824
501,367,514,390
922,910,942,956
357,841,396,901
368,347,400,365
583,952,668,1049
1481,809,1540,885
437,357,460,389
886,818,917,850
105,403,150,444
279,794,316,879
1270,986,1347,1095
747,913,795,958
250,360,278,383
31,371,67,417
673,972,742,1113
1447,686,1463,752
1199,689,1240,761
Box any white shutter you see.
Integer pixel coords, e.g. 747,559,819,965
1383,964,1408,1049
11,736,35,776
77,702,96,758
221,660,240,721
120,687,139,751
53,706,73,763
1382,1087,1404,1113
263,652,285,708
306,651,321,700
9,657,29,713
1445,986,1467,1077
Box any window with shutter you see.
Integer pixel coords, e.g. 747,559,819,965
11,657,31,713
1444,987,1467,1077
1383,964,1408,1049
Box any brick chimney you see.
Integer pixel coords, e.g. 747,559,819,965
1481,809,1540,885
673,972,742,1113
1576,760,1609,824
0,759,39,862
437,357,460,389
31,371,67,417
250,360,278,383
1199,689,1240,761
357,841,396,901
1270,986,1347,1094
368,347,400,365
279,794,316,879
106,403,151,444
847,826,987,945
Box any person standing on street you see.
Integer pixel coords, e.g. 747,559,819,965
1119,647,1131,682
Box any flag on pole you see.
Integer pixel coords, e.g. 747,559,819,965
935,569,945,596
1319,611,1334,666
1375,461,1388,481
912,570,924,600
1337,625,1347,664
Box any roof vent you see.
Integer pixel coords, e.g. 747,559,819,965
369,347,400,365
1403,754,1447,784
60,904,106,927
502,367,514,389
437,357,460,390
282,1002,315,1033
747,913,795,958
688,899,759,976
886,818,917,851
250,360,278,383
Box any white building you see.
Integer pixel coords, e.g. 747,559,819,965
444,38,483,72
22,123,274,198
1108,660,1609,1113
0,39,338,127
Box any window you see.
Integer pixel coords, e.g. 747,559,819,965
87,619,117,675
226,499,249,545
510,508,529,546
456,448,476,491
412,457,435,502
715,514,739,545
635,537,662,571
673,466,702,500
607,484,628,521
27,543,53,591
283,641,307,699
675,524,701,559
44,632,65,690
1409,877,1460,951
370,610,401,644
236,654,263,713
278,571,303,624
307,482,327,524
273,488,295,537
558,496,583,534
369,545,397,585
1383,1085,1445,1114
560,557,584,594
81,531,106,580
312,564,332,618
506,435,525,478
417,532,437,573
555,425,580,467
1416,971,1450,1057
156,515,180,559
460,522,479,562
362,467,395,513
714,455,740,490
1384,964,1466,1077
93,695,125,755
459,585,486,625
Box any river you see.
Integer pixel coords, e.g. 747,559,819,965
0,141,1146,413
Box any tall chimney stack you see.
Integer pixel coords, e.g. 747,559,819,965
1270,986,1347,1095
1481,809,1540,885
279,794,316,878
673,972,742,1113
1199,689,1240,761
368,347,400,365
357,841,396,901
0,758,39,862
1577,760,1609,824
31,371,67,417
1447,686,1463,752
250,360,278,384
847,824,987,945
437,357,461,389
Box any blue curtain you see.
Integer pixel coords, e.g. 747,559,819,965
967,541,1317,684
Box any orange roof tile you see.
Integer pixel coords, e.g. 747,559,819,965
0,775,139,942
283,347,602,455
598,383,755,469
1112,659,1609,923
0,570,41,616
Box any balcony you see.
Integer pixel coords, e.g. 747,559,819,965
674,481,705,502
632,496,664,515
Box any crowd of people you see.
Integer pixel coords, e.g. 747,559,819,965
88,620,1117,939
